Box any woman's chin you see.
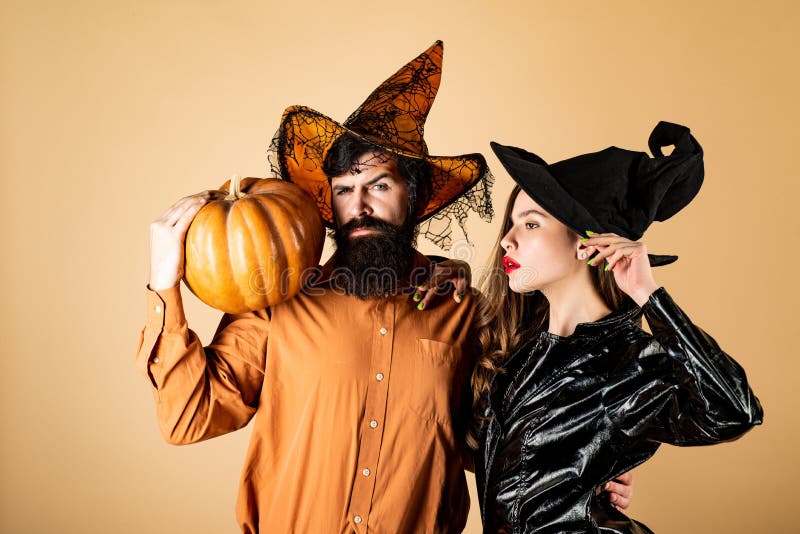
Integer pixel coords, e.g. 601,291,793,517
508,280,540,294
507,268,545,294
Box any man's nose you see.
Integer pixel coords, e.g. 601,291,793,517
348,191,372,219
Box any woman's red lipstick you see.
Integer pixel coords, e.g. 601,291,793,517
503,256,521,274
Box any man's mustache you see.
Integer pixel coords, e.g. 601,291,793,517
339,216,400,237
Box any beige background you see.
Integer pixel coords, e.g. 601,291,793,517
1,1,796,532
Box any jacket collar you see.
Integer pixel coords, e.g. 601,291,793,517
562,300,643,340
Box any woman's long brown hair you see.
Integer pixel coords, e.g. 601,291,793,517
467,185,630,450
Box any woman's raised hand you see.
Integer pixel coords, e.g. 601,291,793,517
581,232,659,307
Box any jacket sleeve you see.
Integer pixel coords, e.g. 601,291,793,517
603,287,763,446
135,285,269,445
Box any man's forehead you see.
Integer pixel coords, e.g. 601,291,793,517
353,149,394,168
330,152,403,184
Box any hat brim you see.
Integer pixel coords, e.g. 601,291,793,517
490,141,675,268
276,105,488,226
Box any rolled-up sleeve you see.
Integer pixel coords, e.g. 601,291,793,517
135,285,270,445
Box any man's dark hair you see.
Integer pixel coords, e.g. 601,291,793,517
322,133,432,221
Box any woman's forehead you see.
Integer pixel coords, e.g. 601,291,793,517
512,191,550,219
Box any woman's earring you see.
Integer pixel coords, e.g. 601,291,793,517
578,251,587,260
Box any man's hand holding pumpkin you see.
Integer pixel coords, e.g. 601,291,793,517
148,190,224,291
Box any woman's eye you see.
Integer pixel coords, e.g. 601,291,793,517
525,222,539,229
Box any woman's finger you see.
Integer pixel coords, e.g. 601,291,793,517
605,478,633,511
582,235,632,247
418,285,438,310
454,277,468,303
412,282,428,304
432,265,453,283
585,231,621,239
608,491,631,511
588,243,619,266
417,266,449,298
603,248,629,272
590,241,644,267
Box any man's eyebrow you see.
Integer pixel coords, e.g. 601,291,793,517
332,172,394,191
363,172,393,186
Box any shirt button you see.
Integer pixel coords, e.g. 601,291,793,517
152,357,160,364
369,420,378,428
379,327,388,335
376,373,384,381
362,468,371,477
154,305,162,314
354,515,362,524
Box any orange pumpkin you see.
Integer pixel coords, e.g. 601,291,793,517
184,176,325,314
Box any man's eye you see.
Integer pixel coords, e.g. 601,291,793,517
335,189,350,196
525,222,539,229
372,183,387,191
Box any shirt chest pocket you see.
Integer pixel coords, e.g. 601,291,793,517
409,338,461,426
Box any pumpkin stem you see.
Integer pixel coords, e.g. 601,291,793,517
226,174,244,200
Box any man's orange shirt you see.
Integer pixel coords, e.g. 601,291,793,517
136,253,479,533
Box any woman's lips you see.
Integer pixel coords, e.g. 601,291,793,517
502,256,520,274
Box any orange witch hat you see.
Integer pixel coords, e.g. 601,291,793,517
270,41,493,247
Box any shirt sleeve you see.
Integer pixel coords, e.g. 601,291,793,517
603,287,763,446
135,285,269,445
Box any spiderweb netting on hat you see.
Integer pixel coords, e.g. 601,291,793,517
267,125,494,250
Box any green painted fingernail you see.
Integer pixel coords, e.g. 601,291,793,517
579,237,589,242
587,258,594,265
586,230,595,236
413,293,421,301
604,263,610,271
417,301,425,310
455,294,463,303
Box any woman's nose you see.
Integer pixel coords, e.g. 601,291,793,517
500,231,514,251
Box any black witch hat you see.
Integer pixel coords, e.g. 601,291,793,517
491,121,704,266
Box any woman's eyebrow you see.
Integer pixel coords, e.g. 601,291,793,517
516,209,547,218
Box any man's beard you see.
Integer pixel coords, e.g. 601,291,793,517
331,215,417,299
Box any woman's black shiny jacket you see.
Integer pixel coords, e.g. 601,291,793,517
474,288,763,533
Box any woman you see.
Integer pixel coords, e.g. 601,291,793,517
470,122,763,533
